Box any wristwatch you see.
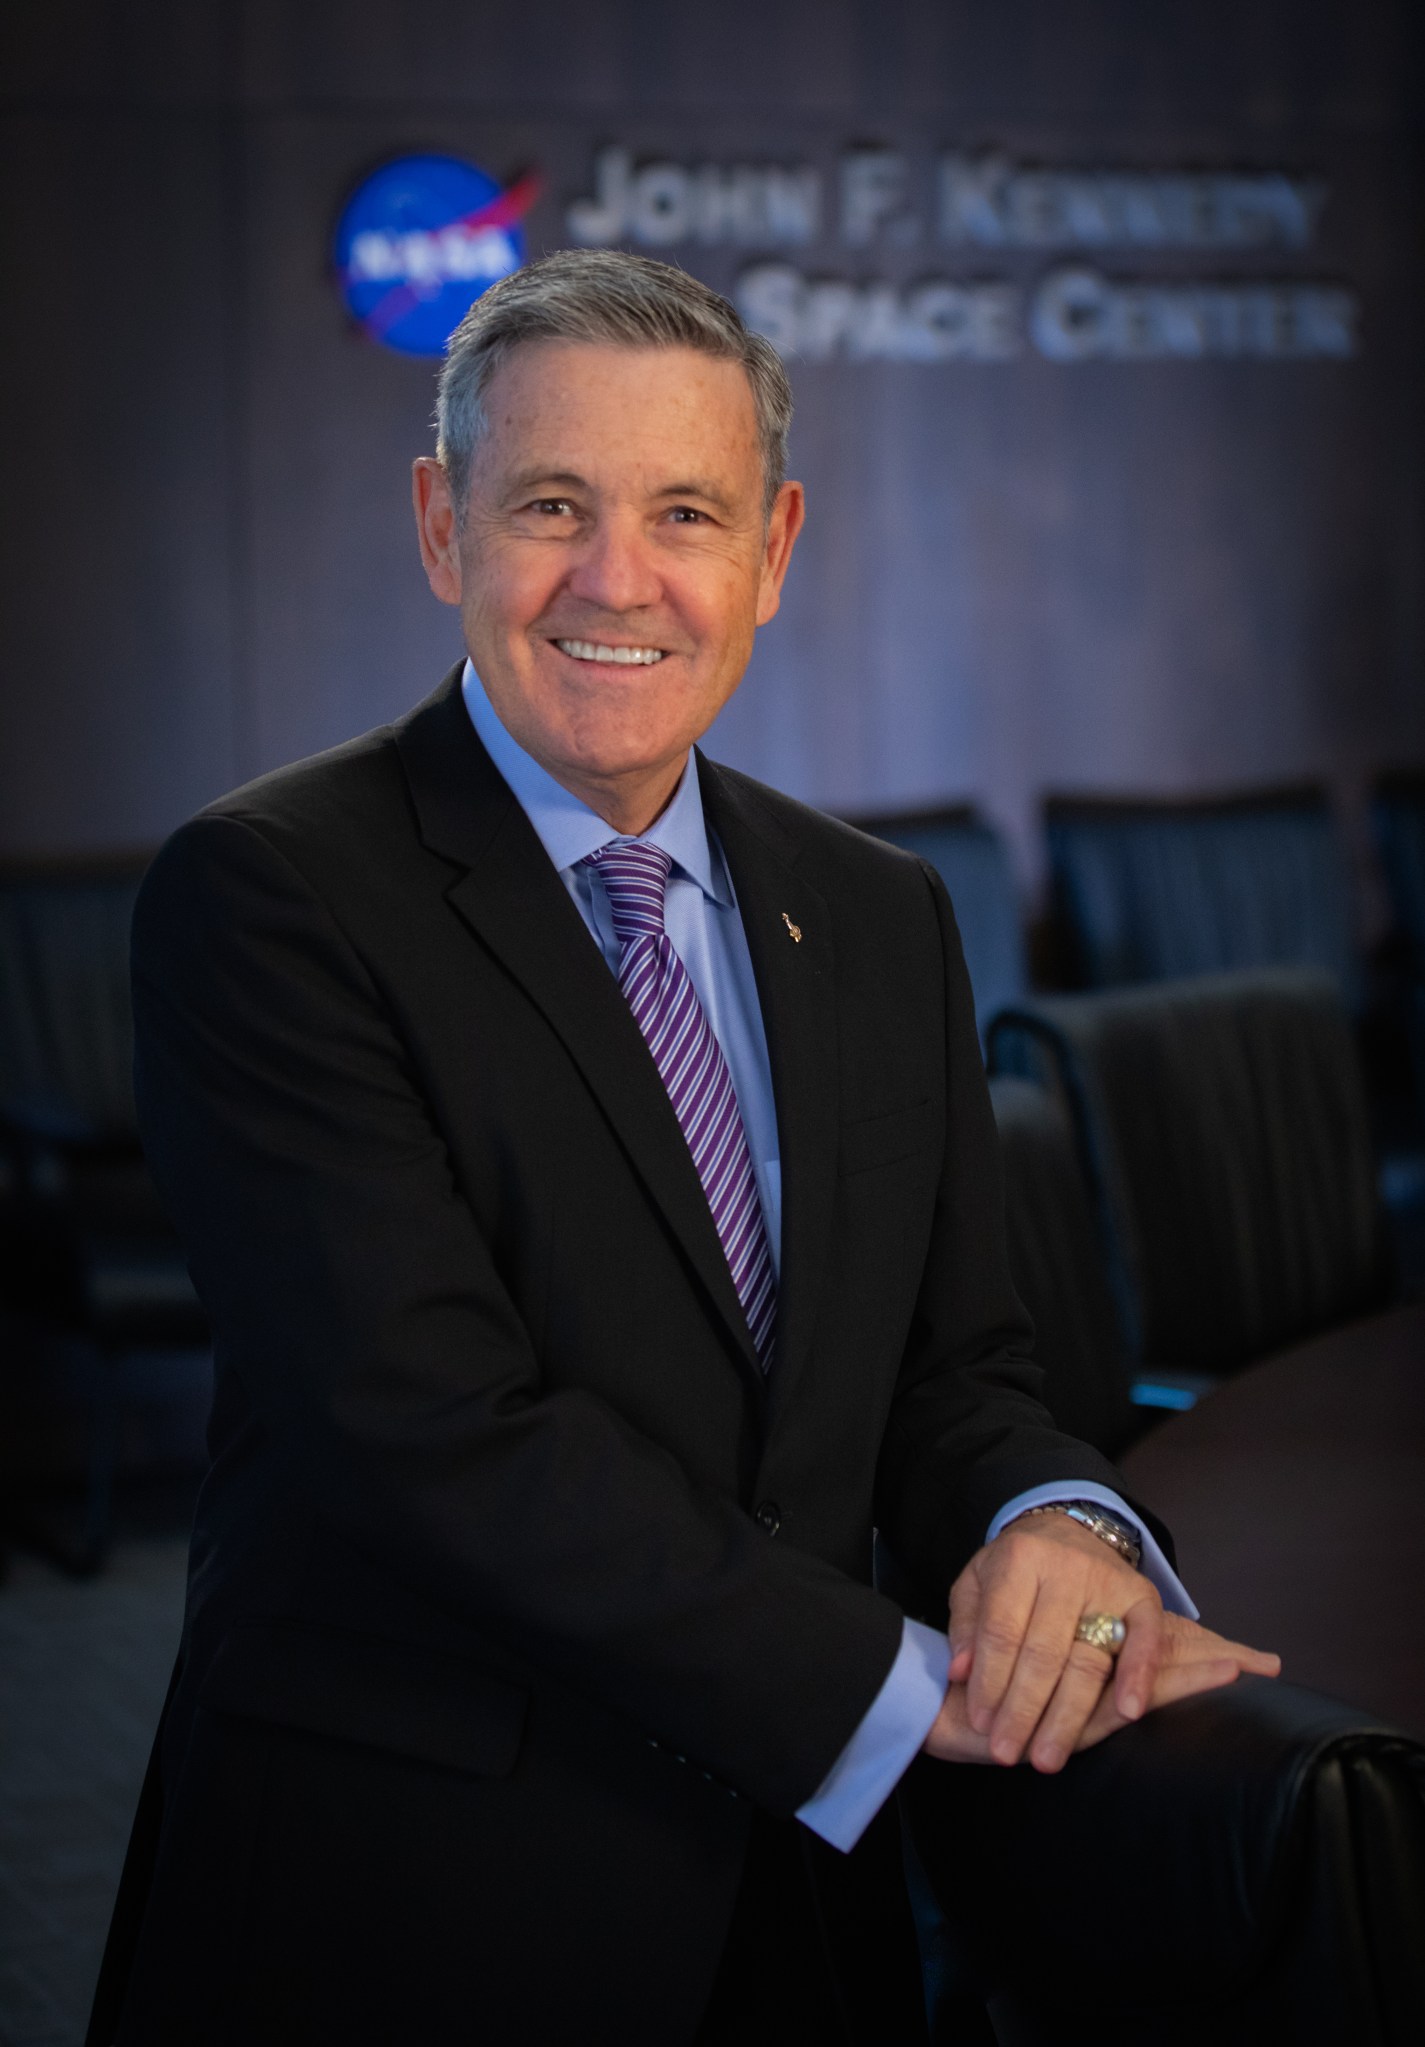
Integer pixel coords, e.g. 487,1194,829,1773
1016,1500,1143,1571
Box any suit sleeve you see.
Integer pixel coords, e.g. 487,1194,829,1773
873,859,1174,1601
132,812,902,1815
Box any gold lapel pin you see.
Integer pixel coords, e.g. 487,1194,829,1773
782,912,802,943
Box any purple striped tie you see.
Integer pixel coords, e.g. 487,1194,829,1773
586,841,776,1370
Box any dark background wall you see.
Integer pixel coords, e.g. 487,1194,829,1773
2,0,1421,901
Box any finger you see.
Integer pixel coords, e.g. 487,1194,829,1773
946,1565,982,1684
1212,1637,1282,1678
983,1577,1090,1762
920,1684,995,1765
1167,1619,1283,1680
1030,1595,1180,1765
1080,1633,1280,1751
963,1565,1042,1739
1153,1655,1250,1706
1078,1656,1242,1751
1025,1638,1120,1771
1112,1591,1164,1723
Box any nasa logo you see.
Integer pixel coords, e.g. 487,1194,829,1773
334,153,541,357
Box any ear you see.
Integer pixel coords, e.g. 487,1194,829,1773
412,458,463,604
754,480,806,627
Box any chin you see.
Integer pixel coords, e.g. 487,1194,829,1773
559,715,691,776
562,741,682,786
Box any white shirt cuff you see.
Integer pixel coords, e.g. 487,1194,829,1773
795,1619,950,1853
986,1479,1198,1618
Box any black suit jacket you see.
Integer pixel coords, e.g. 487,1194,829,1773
95,667,1144,2045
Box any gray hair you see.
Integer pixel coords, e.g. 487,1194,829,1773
435,248,792,524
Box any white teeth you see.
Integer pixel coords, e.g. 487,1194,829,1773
555,639,665,666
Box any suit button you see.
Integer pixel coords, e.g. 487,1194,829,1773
754,1500,782,1536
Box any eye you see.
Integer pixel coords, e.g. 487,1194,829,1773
667,505,709,524
528,497,575,517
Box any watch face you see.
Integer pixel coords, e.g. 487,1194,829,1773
1069,1505,1141,1565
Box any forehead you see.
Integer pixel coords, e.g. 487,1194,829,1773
476,339,761,488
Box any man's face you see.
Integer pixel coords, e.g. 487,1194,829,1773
414,340,803,830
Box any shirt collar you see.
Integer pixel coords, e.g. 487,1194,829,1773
461,659,728,904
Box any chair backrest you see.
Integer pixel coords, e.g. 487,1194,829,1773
989,1076,1135,1457
849,806,1027,1036
0,858,150,1144
988,969,1387,1373
1045,787,1358,1004
1373,770,1425,961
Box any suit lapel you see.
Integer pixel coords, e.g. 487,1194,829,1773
698,757,840,1425
394,672,765,1389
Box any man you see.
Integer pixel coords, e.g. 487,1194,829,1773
91,250,1275,2046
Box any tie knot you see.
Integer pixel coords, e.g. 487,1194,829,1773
586,840,673,944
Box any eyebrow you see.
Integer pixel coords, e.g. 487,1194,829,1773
503,469,740,516
655,478,739,514
504,469,590,499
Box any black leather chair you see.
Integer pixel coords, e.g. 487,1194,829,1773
1371,771,1425,1250
1044,785,1358,1003
0,858,207,1571
847,805,1027,1041
1374,772,1425,984
988,1075,1137,1458
907,1676,1425,2045
987,969,1389,1378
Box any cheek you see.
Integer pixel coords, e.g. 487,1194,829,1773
695,584,759,680
461,546,555,641
683,565,760,651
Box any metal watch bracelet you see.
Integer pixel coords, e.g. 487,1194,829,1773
1014,1500,1143,1571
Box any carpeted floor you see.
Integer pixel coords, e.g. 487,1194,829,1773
0,1517,189,2047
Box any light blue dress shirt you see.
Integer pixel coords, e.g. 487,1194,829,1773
461,661,1194,1852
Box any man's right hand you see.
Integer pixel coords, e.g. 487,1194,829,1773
920,1613,1281,1767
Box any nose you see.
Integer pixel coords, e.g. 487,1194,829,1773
564,509,663,615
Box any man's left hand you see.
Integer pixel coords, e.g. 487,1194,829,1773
945,1511,1164,1773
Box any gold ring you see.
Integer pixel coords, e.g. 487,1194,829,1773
1075,1612,1127,1656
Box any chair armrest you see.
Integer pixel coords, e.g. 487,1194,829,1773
902,1677,1425,2043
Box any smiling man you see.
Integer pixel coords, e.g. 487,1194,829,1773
413,335,801,837
91,251,1275,2047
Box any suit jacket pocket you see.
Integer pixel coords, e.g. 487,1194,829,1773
840,1098,933,1176
199,1620,528,1779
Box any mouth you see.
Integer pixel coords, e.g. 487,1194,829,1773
552,638,667,667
